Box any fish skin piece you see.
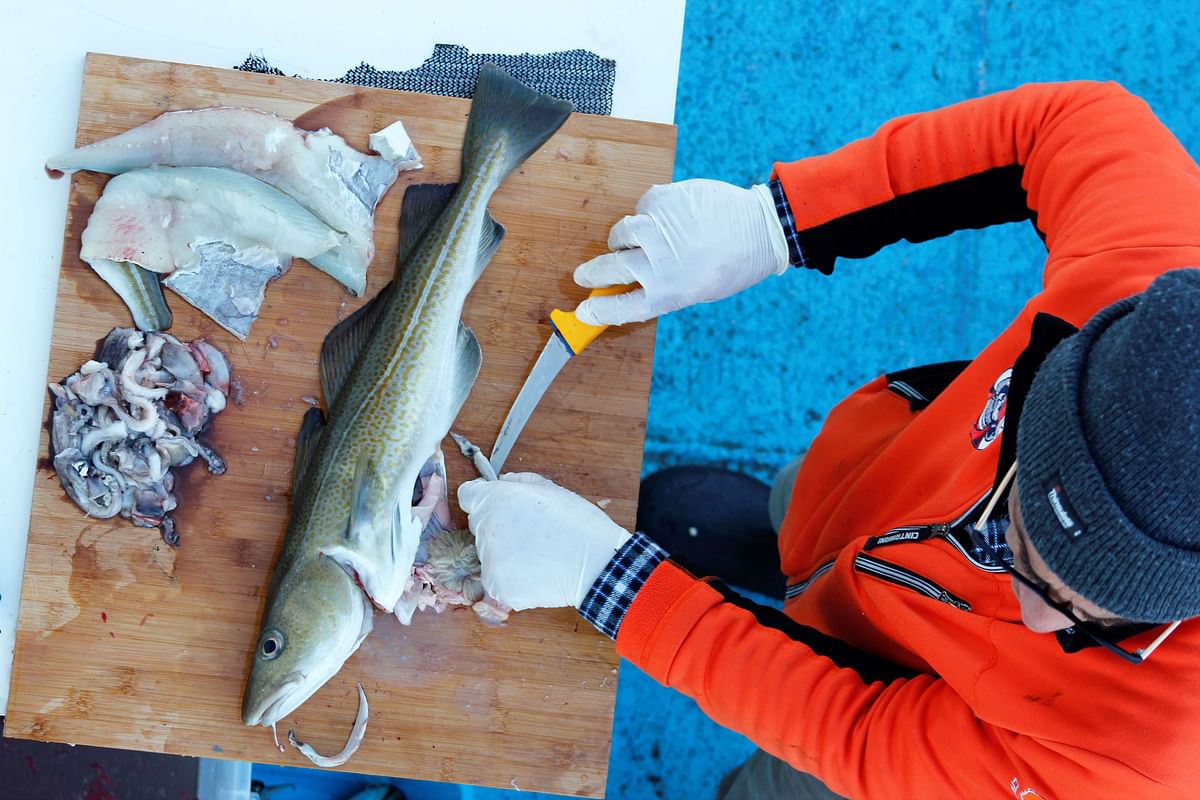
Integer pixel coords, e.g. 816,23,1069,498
82,166,341,336
241,65,572,752
48,107,400,295
369,120,423,171
89,258,173,332
164,242,285,340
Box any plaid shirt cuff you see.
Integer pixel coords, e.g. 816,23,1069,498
578,531,669,640
768,179,807,269
969,518,1015,569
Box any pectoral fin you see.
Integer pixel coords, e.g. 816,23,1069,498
323,453,419,613
347,451,377,540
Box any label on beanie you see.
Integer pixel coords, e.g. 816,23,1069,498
1046,478,1086,539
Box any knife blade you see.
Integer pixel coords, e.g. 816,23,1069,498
489,283,634,473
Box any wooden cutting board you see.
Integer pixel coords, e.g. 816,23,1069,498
7,53,674,796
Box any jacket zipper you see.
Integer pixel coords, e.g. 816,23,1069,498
784,491,1000,602
853,553,972,611
863,494,1005,573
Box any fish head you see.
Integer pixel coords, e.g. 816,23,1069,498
242,555,375,727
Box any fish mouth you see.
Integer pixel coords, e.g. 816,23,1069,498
243,671,305,727
243,575,375,728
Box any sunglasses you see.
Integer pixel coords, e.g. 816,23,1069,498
967,461,1181,665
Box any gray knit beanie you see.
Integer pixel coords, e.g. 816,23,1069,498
1017,268,1200,623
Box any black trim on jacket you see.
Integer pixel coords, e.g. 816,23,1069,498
794,164,1040,274
885,360,972,411
710,581,920,684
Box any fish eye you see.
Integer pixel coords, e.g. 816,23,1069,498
259,629,284,660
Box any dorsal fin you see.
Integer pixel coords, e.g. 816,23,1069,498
473,211,505,283
319,283,394,406
397,183,504,284
291,407,326,494
397,183,457,270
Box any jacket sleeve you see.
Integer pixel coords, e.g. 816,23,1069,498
773,81,1200,281
615,561,1132,798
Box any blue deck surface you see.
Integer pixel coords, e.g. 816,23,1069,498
257,3,1200,798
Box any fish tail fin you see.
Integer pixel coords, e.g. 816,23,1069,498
461,64,573,192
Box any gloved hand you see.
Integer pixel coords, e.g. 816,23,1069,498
457,472,632,611
574,179,790,326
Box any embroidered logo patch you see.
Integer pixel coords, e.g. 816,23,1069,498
1009,777,1046,799
1045,478,1086,539
971,368,1011,450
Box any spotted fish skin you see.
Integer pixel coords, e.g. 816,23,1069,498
242,65,572,738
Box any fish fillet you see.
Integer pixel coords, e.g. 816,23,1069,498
82,167,342,338
49,107,403,295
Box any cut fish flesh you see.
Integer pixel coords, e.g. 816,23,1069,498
82,166,341,338
48,107,410,295
83,167,340,274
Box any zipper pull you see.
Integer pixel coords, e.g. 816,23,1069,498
929,523,950,537
937,590,972,611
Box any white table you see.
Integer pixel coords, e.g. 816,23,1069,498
0,0,684,716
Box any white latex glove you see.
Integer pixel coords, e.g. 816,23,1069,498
457,472,633,611
574,179,790,325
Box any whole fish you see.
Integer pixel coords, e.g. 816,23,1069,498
241,65,572,764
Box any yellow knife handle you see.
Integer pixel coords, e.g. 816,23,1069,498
549,284,637,356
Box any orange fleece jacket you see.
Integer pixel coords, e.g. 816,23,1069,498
618,82,1200,798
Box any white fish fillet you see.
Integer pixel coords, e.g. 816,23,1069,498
82,167,341,339
83,167,340,273
48,107,403,295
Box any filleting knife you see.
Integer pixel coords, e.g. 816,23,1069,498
489,284,633,473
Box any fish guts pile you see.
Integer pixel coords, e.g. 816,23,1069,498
49,327,233,545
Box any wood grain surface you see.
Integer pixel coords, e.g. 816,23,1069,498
7,53,674,796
